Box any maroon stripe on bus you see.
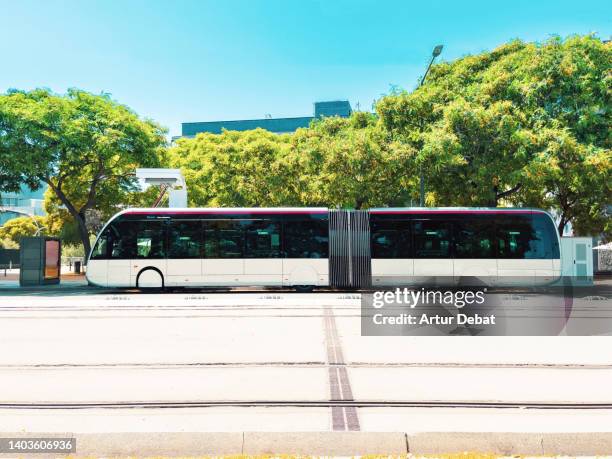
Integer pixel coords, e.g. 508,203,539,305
123,209,328,215
370,209,540,215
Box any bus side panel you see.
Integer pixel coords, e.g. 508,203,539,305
244,258,283,286
86,260,108,287
108,259,133,287
371,259,414,286
497,259,536,285
553,258,561,279
282,259,328,286
202,259,244,285
166,259,203,286
453,259,497,284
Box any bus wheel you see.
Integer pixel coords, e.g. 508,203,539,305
294,285,314,293
137,268,164,291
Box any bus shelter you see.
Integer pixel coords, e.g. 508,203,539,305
19,237,61,286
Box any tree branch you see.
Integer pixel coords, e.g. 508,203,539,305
80,158,105,213
496,182,522,200
44,177,79,217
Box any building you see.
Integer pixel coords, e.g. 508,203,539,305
180,100,352,138
0,183,46,226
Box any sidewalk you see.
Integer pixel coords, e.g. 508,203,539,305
0,271,90,295
0,431,610,456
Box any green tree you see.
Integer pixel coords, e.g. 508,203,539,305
415,98,534,206
42,179,165,246
169,113,414,209
0,238,19,249
289,114,414,208
0,88,167,258
377,35,611,234
522,129,611,237
0,215,47,245
169,128,296,207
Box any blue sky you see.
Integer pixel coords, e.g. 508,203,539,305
2,0,610,137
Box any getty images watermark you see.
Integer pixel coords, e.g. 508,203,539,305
361,282,612,336
371,287,494,326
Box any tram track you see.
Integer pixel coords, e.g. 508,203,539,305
2,400,612,410
3,361,611,369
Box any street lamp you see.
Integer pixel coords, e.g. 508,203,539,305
419,44,443,207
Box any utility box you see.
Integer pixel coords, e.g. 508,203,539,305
560,237,593,285
19,237,61,286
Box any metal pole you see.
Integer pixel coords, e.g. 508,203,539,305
419,54,436,87
418,45,443,207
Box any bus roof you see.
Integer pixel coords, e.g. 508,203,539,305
369,207,549,214
117,206,550,216
119,207,328,215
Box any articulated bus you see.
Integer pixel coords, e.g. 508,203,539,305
86,207,561,290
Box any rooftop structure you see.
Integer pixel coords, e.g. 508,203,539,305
180,100,352,138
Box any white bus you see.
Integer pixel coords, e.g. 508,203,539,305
86,207,561,290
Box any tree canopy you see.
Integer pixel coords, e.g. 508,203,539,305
169,36,609,236
168,113,414,209
0,215,47,245
377,35,611,235
1,35,609,244
0,88,168,257
170,128,294,207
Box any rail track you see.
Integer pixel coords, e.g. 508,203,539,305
3,400,612,410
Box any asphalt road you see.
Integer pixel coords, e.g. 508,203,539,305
1,291,611,434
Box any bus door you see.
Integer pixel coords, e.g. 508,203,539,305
106,221,134,288
243,219,283,286
412,220,453,284
452,217,497,285
370,218,413,286
165,220,203,286
202,220,245,285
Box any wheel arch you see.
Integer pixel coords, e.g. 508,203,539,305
136,266,165,289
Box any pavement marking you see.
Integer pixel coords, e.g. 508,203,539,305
3,401,612,409
323,306,360,431
2,361,612,369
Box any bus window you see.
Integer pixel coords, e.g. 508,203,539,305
413,221,451,258
244,220,281,258
134,221,166,259
497,215,549,259
91,229,109,259
531,213,560,258
453,218,494,258
168,220,202,258
284,220,329,258
108,221,137,259
203,220,244,258
370,219,411,258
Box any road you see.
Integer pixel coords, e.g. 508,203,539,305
0,290,612,434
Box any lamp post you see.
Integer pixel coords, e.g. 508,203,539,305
419,44,443,207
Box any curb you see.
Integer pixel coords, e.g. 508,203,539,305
2,432,612,456
408,432,612,456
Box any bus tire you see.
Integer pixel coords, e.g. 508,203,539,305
137,268,164,291
294,285,314,293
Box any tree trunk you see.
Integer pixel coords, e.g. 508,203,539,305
44,178,93,265
75,212,92,264
557,215,569,237
489,183,522,207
